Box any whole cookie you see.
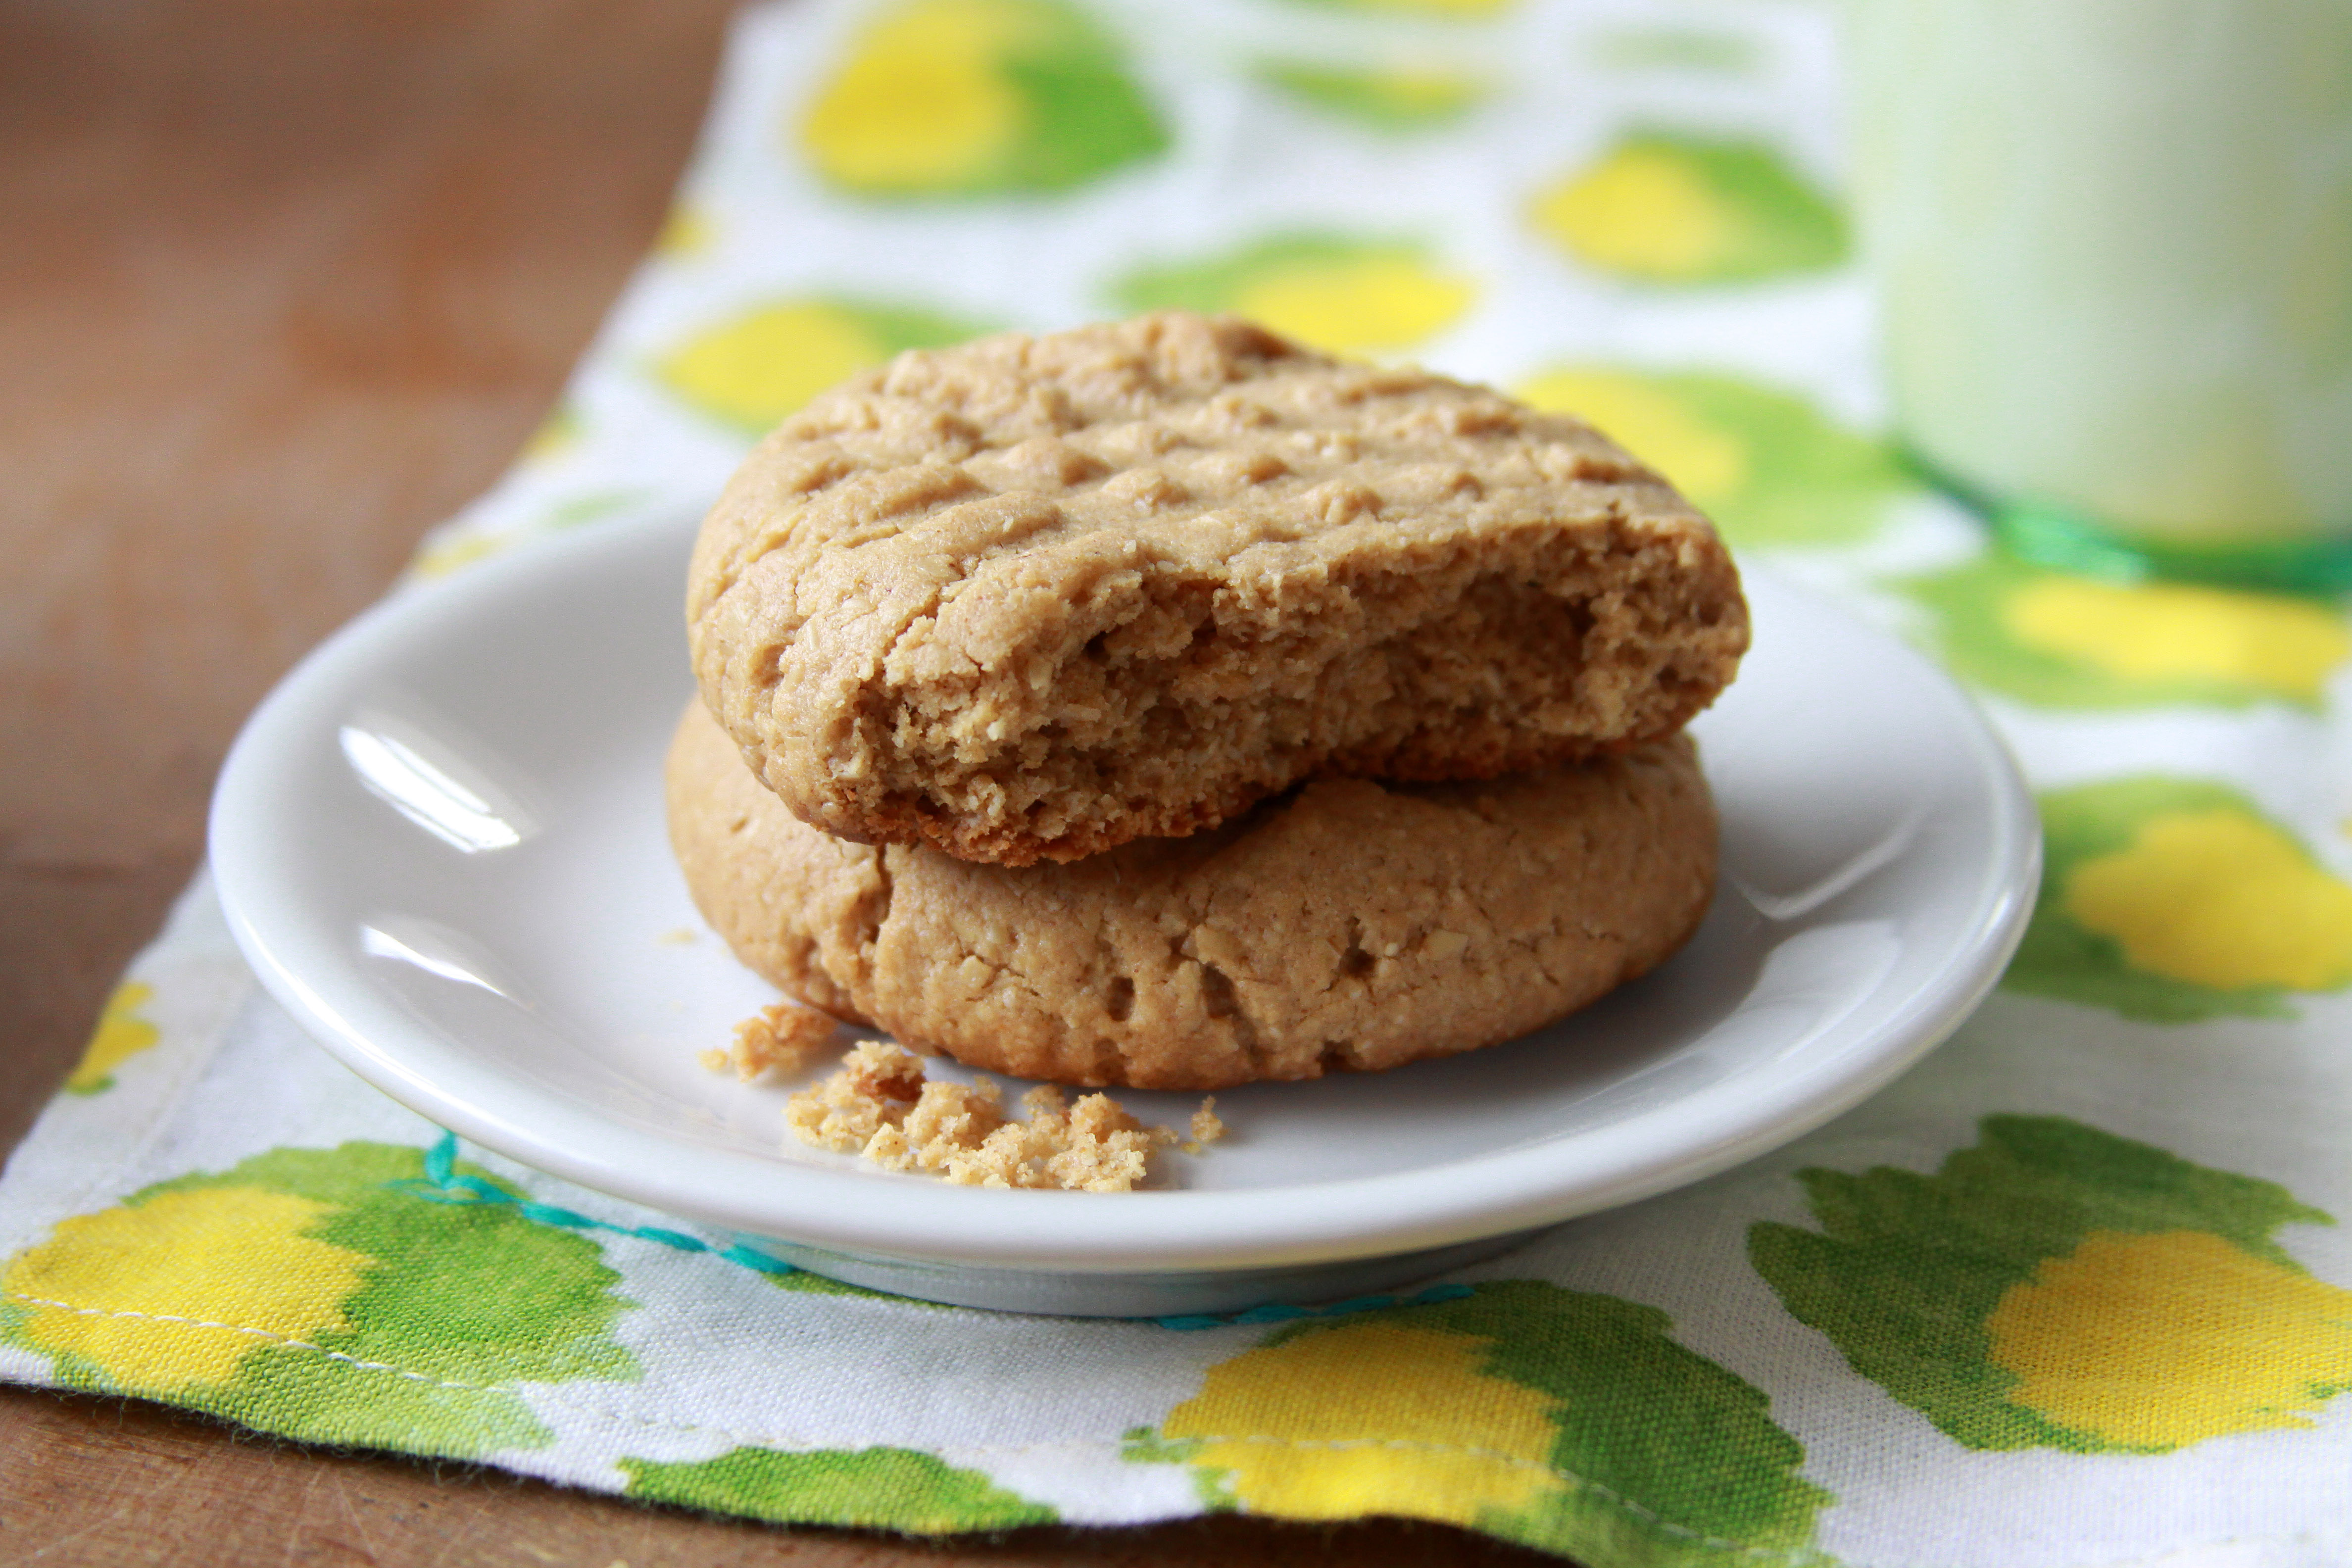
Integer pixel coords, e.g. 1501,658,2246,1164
688,310,1747,867
667,699,1717,1091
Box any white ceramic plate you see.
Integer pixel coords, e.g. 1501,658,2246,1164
211,513,2037,1316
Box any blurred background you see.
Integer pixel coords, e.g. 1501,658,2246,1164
0,0,734,1147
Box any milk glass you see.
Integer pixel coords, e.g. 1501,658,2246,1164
1848,0,2352,587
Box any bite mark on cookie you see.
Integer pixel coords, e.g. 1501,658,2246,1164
688,311,1746,867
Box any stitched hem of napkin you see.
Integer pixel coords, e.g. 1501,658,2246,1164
3,1287,1804,1561
13,1290,2346,1568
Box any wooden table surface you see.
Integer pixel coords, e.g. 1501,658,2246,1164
0,3,1550,1561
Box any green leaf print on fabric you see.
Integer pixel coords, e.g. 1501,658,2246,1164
1896,554,2351,710
1752,1116,2352,1453
622,1447,1056,1531
63,981,161,1095
1587,27,1762,74
1516,367,1912,547
1257,61,1484,130
1113,235,1475,357
0,1142,637,1457
2007,778,2352,1021
1529,133,1846,285
799,0,1167,198
656,298,983,433
1131,1280,1828,1567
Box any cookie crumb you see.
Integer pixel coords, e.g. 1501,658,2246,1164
784,1045,1220,1192
708,1002,840,1082
1183,1096,1225,1155
657,927,701,946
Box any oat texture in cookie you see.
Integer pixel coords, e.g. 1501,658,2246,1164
686,311,1747,865
668,699,1717,1091
785,1041,1219,1191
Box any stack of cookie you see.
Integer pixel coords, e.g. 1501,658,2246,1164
668,313,1747,1092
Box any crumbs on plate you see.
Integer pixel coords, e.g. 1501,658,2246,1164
698,1001,840,1081
784,1040,1222,1192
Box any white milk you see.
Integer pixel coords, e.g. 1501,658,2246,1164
1849,0,2352,543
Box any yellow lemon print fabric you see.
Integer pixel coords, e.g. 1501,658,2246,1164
655,204,716,258
800,0,1168,198
65,980,162,1095
1529,132,1846,285
1752,1115,2352,1454
1987,1230,2352,1451
0,1143,637,1456
1902,555,2351,710
2006,777,2352,1021
1130,1281,1828,1565
6,1188,366,1392
1165,1323,1561,1524
656,299,983,432
1113,236,1475,357
1517,366,1913,547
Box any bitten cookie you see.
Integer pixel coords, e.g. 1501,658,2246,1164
688,310,1747,867
667,699,1717,1091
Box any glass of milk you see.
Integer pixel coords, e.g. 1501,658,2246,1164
1848,0,2352,587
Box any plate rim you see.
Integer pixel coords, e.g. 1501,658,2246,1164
209,515,2040,1276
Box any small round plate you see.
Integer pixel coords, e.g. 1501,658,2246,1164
210,513,2037,1317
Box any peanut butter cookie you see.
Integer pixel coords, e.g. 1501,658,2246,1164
667,699,1717,1091
687,311,1746,866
